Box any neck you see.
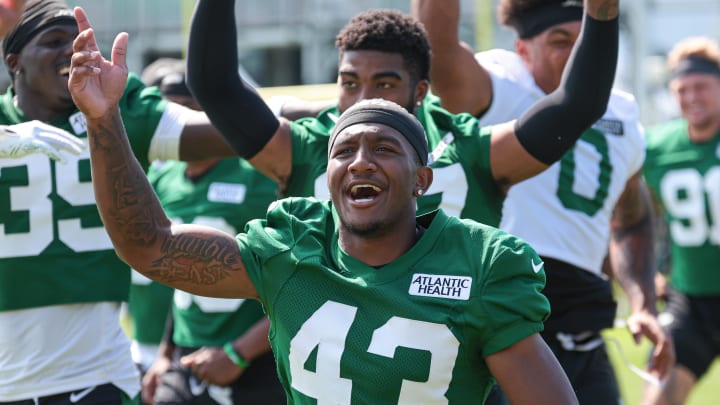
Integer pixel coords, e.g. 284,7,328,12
339,218,421,268
687,118,720,143
14,89,73,123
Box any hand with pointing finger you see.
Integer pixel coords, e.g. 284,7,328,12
67,6,128,120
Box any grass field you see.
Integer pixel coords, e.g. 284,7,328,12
604,327,720,404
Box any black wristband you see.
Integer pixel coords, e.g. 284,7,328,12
515,15,618,165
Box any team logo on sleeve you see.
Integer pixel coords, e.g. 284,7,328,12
409,273,471,300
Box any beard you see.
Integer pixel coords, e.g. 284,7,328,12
340,217,392,239
340,218,387,238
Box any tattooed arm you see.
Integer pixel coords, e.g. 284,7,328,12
68,7,257,299
608,172,674,379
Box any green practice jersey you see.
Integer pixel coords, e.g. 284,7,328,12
0,74,168,311
238,198,549,404
285,100,503,226
129,270,173,345
644,119,720,295
132,158,278,347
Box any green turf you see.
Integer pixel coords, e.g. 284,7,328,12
603,327,720,405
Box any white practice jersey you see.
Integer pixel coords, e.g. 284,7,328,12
476,49,646,274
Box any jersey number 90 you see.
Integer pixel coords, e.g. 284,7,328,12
660,167,720,246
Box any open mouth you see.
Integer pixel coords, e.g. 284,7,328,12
350,184,381,203
58,66,70,76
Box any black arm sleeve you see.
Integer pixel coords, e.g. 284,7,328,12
514,15,619,165
186,0,279,159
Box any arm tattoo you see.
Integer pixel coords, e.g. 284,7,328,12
610,177,656,311
89,112,163,246
148,234,242,286
110,166,163,245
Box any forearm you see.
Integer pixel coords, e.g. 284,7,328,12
232,317,272,362
411,0,491,115
515,10,618,164
611,219,656,313
411,0,460,49
610,179,657,315
86,109,171,268
186,0,278,159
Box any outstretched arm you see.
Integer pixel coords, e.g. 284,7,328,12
609,172,675,380
68,6,256,300
488,0,619,191
186,0,293,187
411,0,492,116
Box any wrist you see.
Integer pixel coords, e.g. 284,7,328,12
223,341,250,369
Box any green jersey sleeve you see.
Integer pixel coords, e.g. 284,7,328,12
284,108,338,198
469,228,549,356
237,198,333,307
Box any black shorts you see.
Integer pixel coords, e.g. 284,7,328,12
661,288,720,378
543,335,620,405
0,383,132,405
483,333,620,405
154,351,285,405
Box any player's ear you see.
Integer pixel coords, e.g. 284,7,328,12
414,166,433,197
414,79,430,106
5,53,18,74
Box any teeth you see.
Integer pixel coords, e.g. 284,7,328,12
58,66,70,75
350,184,381,193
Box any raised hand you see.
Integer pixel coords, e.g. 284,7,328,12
67,6,128,120
0,120,84,162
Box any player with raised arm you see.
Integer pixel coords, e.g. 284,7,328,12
68,17,579,400
185,0,618,229
0,1,247,402
413,0,674,403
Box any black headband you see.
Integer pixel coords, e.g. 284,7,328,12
329,99,428,166
2,0,75,59
511,0,583,39
670,56,720,80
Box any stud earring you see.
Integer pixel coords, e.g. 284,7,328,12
416,189,424,196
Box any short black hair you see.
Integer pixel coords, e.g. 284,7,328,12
335,9,430,82
498,0,552,27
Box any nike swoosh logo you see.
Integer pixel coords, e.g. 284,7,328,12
69,386,96,403
531,259,544,273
